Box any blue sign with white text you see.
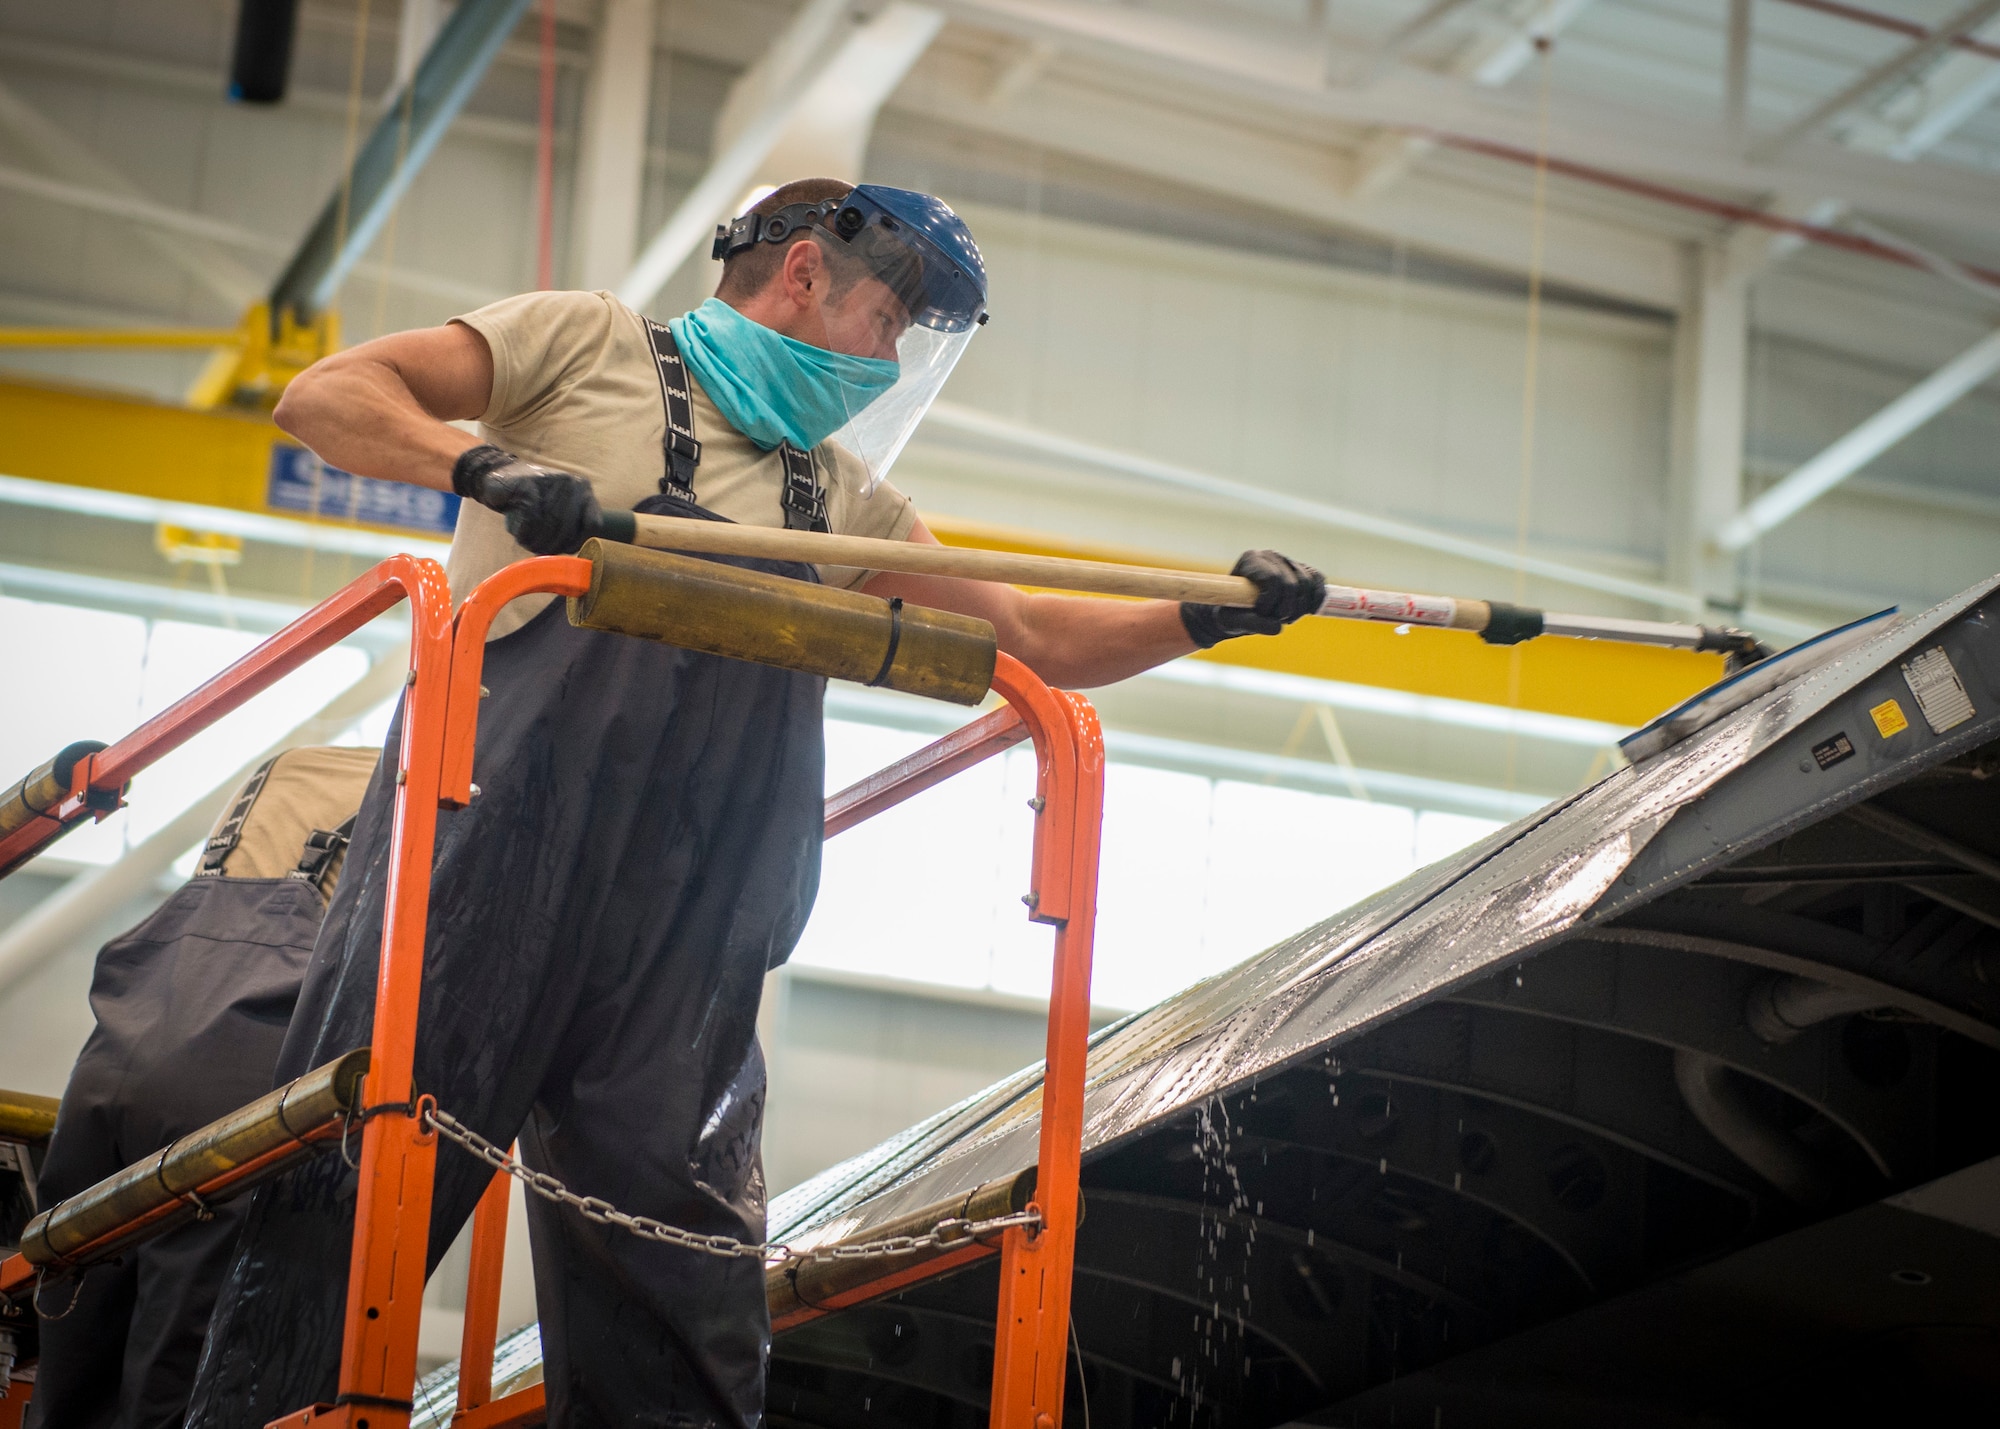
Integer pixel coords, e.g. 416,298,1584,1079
266,445,461,538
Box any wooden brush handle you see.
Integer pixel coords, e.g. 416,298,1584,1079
615,511,1260,605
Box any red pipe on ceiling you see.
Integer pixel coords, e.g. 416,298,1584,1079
1767,0,2000,64
1419,128,2000,290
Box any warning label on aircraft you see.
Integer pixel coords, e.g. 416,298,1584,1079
1902,647,1975,735
266,445,461,537
1810,732,1855,770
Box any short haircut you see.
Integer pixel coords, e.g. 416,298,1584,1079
714,177,855,304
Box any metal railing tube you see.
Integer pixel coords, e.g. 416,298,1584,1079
0,741,104,841
766,1169,1039,1328
568,539,998,706
20,1048,370,1270
0,1088,58,1147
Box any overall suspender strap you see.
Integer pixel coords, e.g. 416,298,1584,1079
196,755,280,877
289,813,357,887
644,315,830,532
643,318,703,500
779,444,830,533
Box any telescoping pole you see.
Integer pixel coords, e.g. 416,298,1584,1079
589,510,1768,659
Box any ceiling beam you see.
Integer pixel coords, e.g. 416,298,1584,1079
1368,0,1481,69
1752,0,2000,158
1467,0,1599,87
0,79,260,311
891,47,1686,308
270,0,533,322
1715,327,2000,550
1350,0,1599,199
1846,17,2000,159
1,31,562,151
1766,0,2000,61
930,0,2000,240
617,0,853,310
1725,0,1752,143
572,0,658,290
0,164,498,308
748,3,944,186
904,46,1997,316
616,0,942,309
1838,214,2000,308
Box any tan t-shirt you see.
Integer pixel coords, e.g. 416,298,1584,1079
445,289,919,639
200,745,380,896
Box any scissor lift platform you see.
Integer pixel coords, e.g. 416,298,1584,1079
0,549,1108,1429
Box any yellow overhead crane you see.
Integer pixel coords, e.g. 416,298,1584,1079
0,300,338,411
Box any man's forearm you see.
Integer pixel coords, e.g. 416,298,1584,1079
1006,593,1198,689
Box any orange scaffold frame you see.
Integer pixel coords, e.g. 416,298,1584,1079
0,553,1106,1429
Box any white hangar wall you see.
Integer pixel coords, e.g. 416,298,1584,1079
891,202,1677,602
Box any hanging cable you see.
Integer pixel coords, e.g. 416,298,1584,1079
536,0,557,289
1511,36,1554,607
351,66,419,588
302,0,375,600
1504,35,1555,792
330,0,375,291
368,86,418,344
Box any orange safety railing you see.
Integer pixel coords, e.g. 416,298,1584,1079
0,555,457,1411
445,560,1107,1428
0,556,454,880
1,553,1105,1429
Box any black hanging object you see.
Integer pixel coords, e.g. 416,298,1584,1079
229,0,302,104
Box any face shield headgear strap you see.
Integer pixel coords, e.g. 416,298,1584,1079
711,186,989,495
711,199,841,264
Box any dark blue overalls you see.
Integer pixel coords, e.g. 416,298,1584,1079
28,755,360,1429
189,329,830,1429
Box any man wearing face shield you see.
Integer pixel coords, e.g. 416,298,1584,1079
186,179,1324,1429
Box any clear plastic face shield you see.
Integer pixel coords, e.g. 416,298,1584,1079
715,185,988,496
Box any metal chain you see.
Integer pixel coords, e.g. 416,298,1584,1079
423,1107,1039,1266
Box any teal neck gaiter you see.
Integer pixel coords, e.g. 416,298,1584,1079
668,297,899,452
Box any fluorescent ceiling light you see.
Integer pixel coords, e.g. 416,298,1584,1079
1142,658,1629,747
1100,727,1548,820
0,559,407,648
824,686,1551,821
0,472,451,559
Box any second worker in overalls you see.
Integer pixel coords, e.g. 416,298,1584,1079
187,179,1324,1428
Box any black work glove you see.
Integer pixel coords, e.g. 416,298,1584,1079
1180,549,1326,649
451,443,603,556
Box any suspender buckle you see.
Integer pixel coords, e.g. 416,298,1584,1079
779,445,830,534
289,814,357,887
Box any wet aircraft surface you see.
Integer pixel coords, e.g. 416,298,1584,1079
419,574,2000,1429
